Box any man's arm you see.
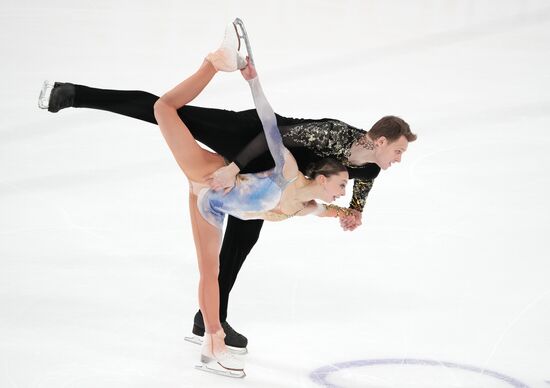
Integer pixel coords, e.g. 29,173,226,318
349,178,374,212
336,177,375,231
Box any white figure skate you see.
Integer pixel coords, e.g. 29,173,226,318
206,21,247,72
194,330,245,378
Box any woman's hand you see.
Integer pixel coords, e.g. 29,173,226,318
205,162,241,193
240,57,257,80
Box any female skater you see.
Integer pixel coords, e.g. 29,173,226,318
153,23,350,377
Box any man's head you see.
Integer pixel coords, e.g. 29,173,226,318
368,115,417,170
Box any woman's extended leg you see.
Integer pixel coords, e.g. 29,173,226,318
188,192,222,335
154,59,225,182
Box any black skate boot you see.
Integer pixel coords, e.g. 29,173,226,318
184,310,248,354
38,81,75,112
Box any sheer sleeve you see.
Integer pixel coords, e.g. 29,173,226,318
247,77,286,174
233,131,268,170
234,124,318,169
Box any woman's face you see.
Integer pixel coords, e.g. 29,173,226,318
374,135,409,170
317,171,349,202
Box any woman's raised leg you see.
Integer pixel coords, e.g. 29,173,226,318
154,60,225,182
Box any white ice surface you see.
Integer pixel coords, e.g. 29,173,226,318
1,1,549,387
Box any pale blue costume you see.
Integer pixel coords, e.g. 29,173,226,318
197,77,297,229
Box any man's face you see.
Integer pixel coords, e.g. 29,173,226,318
374,135,409,170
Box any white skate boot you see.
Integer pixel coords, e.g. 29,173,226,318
195,330,245,378
206,22,247,72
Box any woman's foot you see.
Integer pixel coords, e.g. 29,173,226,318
200,329,245,375
206,22,246,72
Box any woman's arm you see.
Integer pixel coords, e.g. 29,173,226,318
244,62,298,180
296,201,356,218
246,77,285,171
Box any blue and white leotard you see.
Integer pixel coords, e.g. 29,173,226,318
196,77,297,229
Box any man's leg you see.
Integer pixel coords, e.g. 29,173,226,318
218,217,264,322
41,81,160,123
44,83,270,162
73,85,159,124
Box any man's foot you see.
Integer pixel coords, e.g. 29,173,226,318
38,81,75,112
184,311,248,354
206,22,247,72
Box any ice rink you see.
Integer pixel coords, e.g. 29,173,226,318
1,1,549,387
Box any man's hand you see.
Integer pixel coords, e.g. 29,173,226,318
339,209,362,231
206,162,240,193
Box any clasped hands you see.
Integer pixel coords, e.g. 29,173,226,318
338,208,362,231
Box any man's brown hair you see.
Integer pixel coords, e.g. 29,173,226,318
368,115,417,142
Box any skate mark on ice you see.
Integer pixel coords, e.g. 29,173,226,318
309,358,530,388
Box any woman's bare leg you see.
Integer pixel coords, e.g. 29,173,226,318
154,60,225,182
188,191,229,354
161,59,217,108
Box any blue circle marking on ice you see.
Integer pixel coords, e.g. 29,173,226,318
310,358,530,388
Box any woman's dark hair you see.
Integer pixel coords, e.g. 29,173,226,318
305,158,347,179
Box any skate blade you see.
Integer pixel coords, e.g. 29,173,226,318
38,80,54,109
184,334,248,355
195,362,246,378
184,334,203,346
233,18,255,65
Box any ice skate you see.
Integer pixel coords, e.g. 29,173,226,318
38,80,54,110
195,330,245,378
38,81,75,112
206,22,247,72
185,312,248,354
